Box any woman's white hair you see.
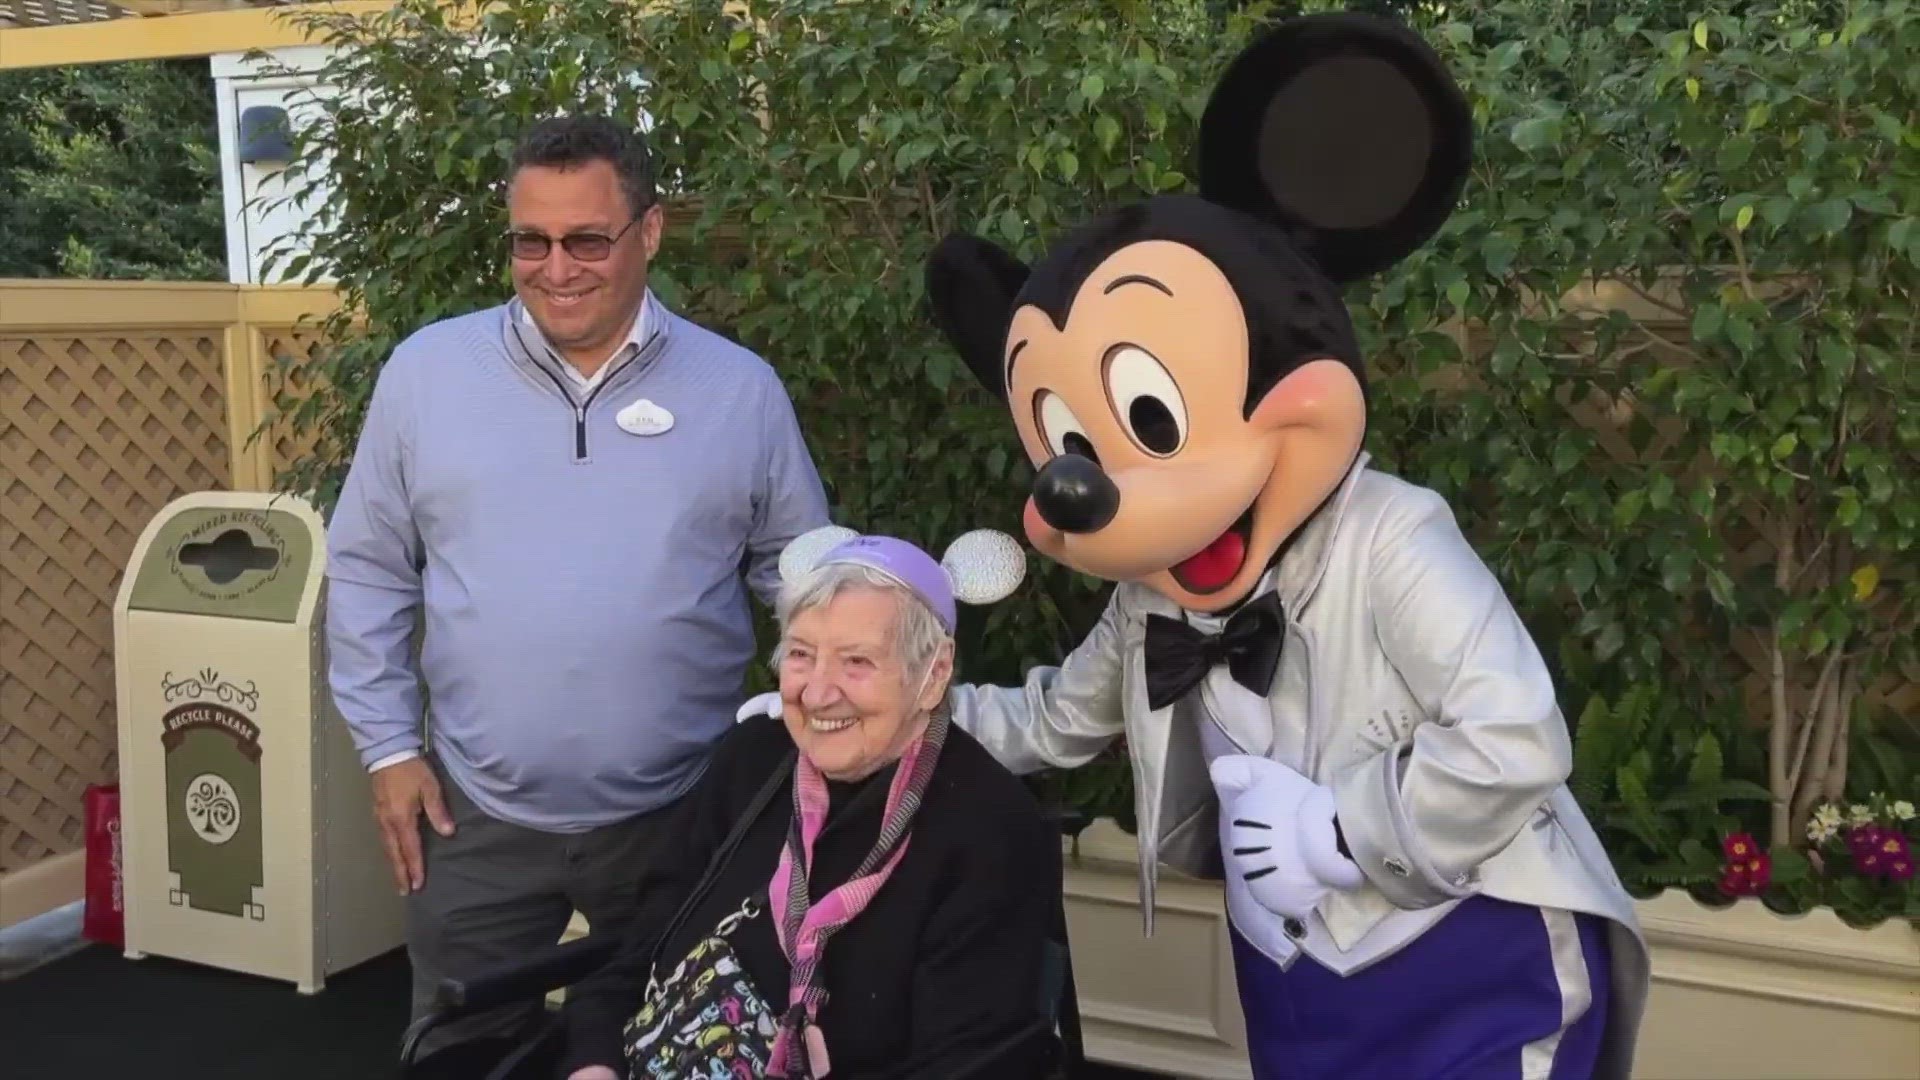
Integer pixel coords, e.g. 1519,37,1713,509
771,562,953,688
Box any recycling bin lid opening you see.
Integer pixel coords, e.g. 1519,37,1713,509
179,528,282,586
124,502,320,624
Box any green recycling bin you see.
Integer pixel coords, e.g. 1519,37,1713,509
113,490,403,992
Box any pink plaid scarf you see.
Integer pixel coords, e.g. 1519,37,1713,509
765,706,948,1078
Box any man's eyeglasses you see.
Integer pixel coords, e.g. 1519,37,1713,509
506,215,640,262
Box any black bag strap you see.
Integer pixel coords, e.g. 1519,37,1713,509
645,749,796,983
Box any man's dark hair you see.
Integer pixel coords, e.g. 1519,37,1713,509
508,114,657,217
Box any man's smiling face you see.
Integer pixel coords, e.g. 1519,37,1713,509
506,157,660,370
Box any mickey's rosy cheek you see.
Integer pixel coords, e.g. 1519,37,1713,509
1248,358,1365,433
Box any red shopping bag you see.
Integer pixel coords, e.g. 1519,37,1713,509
82,783,124,947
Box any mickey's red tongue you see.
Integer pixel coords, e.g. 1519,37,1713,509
1173,529,1245,592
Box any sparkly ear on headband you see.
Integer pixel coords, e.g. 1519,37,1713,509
940,528,1028,605
776,524,1028,607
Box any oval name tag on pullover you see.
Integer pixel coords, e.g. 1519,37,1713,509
617,398,674,436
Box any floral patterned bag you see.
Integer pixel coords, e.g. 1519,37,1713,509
621,752,794,1080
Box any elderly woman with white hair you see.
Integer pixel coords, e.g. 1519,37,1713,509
558,529,1060,1080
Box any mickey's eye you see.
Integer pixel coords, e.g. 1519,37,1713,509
1104,345,1187,456
1034,390,1099,465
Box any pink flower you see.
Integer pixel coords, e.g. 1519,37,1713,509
1722,832,1759,861
1890,856,1915,883
1716,865,1751,897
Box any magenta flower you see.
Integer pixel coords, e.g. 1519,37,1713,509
1848,826,1915,881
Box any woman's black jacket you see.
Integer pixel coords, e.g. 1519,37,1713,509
560,713,1062,1079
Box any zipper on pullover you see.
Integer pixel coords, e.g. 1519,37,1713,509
523,360,591,460
512,320,664,462
572,337,654,458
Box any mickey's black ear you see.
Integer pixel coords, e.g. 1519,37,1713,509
924,232,1030,398
1198,12,1472,283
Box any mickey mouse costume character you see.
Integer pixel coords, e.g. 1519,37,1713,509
743,11,1651,1078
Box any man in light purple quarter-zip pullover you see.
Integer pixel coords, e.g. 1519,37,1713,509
323,114,829,1059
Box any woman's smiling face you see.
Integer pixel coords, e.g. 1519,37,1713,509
777,585,951,782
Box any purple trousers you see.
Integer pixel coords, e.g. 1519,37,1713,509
1230,895,1611,1079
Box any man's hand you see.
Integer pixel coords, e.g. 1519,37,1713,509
371,757,454,895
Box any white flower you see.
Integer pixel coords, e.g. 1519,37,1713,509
1808,804,1845,844
1848,803,1875,826
1894,801,1915,822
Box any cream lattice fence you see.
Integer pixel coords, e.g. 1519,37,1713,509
0,281,338,920
257,325,331,486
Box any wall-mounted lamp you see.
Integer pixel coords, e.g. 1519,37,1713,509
238,105,294,165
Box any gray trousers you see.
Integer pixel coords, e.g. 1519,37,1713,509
406,757,677,1058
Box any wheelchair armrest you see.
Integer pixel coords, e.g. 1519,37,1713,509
400,934,620,1070
433,932,621,1012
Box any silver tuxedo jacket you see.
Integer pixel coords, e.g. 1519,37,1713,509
947,453,1650,1079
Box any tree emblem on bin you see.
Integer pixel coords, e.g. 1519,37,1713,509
184,774,241,845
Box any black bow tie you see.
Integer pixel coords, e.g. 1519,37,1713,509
1142,591,1286,711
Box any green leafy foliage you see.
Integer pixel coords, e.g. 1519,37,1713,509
264,0,1918,912
0,59,224,279
1569,687,1773,895
1389,0,1919,922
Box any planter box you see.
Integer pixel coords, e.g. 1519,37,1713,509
1060,823,1250,1079
1631,888,1920,1080
1059,819,1920,1080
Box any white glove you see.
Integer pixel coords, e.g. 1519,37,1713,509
1211,755,1364,921
736,692,783,722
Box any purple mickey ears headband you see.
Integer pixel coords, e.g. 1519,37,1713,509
777,525,1027,634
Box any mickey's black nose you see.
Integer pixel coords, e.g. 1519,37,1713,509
1032,454,1119,534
